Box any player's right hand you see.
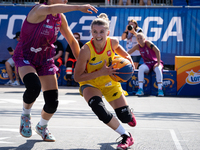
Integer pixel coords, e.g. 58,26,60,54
79,4,98,14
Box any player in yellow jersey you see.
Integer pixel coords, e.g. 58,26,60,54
74,13,136,150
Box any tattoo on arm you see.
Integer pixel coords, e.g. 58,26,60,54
150,44,154,49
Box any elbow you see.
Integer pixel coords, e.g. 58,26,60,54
74,75,80,83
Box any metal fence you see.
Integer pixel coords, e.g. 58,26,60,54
106,0,172,6
0,0,173,6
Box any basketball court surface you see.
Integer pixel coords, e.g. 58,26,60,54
0,85,200,150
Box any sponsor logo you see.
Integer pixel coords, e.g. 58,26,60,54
89,99,94,105
128,75,149,88
41,29,49,35
0,68,9,80
56,21,61,26
23,60,30,64
163,78,174,88
105,81,112,87
48,68,54,72
153,78,175,89
30,47,42,53
91,57,96,61
47,58,53,61
43,24,53,29
186,70,200,85
89,61,102,66
107,50,111,56
121,108,127,113
112,92,118,97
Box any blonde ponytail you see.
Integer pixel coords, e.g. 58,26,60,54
91,13,110,30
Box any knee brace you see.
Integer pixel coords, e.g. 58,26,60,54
23,73,41,104
115,106,132,123
88,96,113,124
43,90,58,114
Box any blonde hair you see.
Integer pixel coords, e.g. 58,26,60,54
137,32,146,39
91,13,110,30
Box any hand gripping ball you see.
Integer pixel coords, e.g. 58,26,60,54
110,55,134,82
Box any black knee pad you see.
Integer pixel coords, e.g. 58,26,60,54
115,106,132,123
88,96,113,124
23,73,41,104
43,90,58,114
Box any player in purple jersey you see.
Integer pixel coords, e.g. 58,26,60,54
128,33,164,97
12,0,97,142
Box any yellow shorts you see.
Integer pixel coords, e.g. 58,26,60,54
79,76,123,102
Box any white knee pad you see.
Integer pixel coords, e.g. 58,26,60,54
138,64,149,82
154,65,163,83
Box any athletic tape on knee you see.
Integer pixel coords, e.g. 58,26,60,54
23,73,41,104
88,96,113,124
43,90,58,114
115,106,132,123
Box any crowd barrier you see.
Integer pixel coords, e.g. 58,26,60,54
0,64,11,85
0,64,75,86
1,63,199,96
124,69,177,96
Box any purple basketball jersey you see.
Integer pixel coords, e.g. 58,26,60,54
138,41,163,71
138,41,163,63
13,5,62,75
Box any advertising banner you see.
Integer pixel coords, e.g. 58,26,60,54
0,6,200,65
0,64,15,84
126,70,151,95
151,70,177,96
175,56,200,96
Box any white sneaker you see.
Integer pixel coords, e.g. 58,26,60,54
11,80,20,86
4,80,13,85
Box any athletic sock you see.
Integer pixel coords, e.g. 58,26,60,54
158,83,162,90
115,124,129,136
22,107,31,115
139,82,143,89
39,118,49,126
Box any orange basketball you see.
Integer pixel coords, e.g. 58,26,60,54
110,55,134,82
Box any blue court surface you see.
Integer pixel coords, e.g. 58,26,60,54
0,85,200,150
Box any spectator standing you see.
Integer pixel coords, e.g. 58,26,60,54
65,32,83,86
121,19,143,69
128,33,164,97
4,31,21,86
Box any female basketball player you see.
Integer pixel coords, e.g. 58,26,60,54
74,13,136,150
128,33,164,97
13,0,97,142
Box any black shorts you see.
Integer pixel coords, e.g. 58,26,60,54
131,56,142,63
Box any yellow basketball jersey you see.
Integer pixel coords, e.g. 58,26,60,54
79,37,116,87
79,37,123,102
86,37,115,73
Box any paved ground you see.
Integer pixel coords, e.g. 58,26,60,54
0,85,200,150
